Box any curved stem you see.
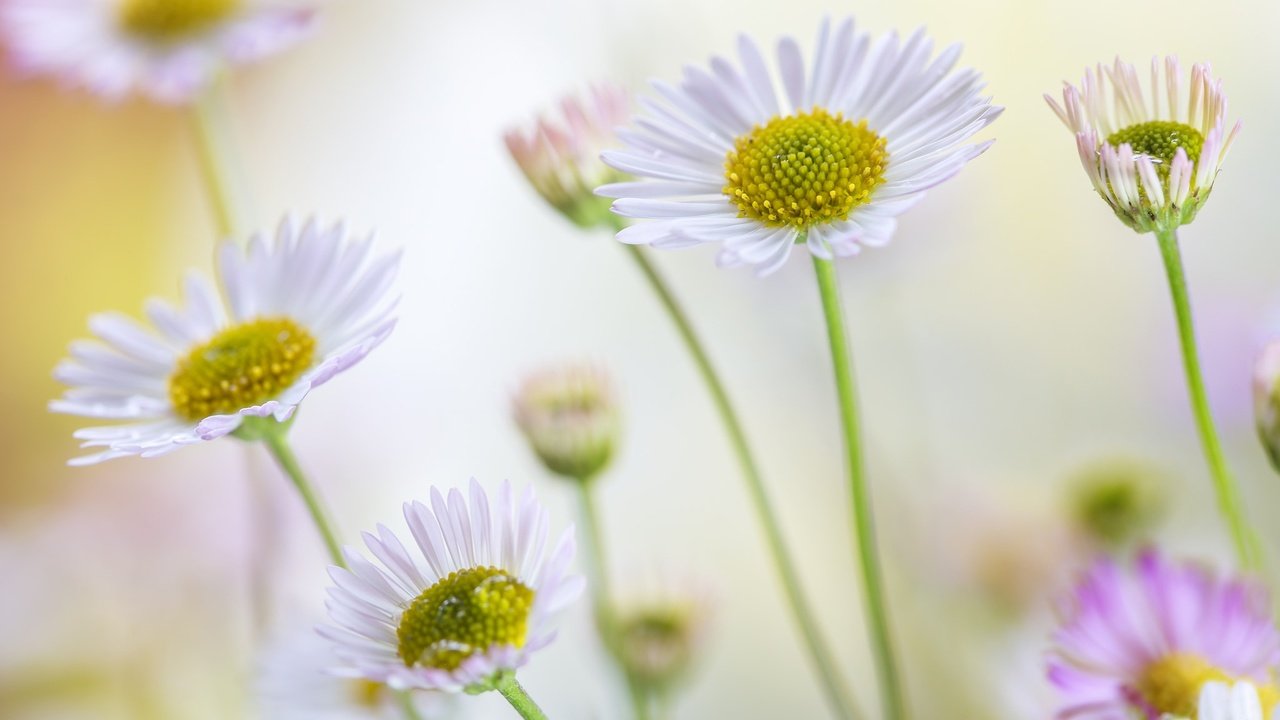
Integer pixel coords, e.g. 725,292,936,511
622,242,860,720
190,77,246,241
495,673,550,720
259,427,346,568
575,481,652,720
1155,229,1262,570
811,256,906,720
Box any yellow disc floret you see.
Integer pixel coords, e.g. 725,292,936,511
724,109,889,229
168,317,316,421
119,0,241,41
396,566,535,671
1107,121,1204,182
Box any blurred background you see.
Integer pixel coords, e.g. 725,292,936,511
4,0,1280,717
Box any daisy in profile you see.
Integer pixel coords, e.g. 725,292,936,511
1046,57,1241,235
320,480,583,717
0,0,316,103
504,83,631,229
1046,58,1260,571
598,16,1000,275
50,216,399,465
1048,549,1280,719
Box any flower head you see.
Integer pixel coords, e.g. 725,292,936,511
50,216,399,464
1046,57,1242,234
319,480,584,694
513,364,619,482
0,0,316,103
505,83,631,228
612,580,711,696
1048,549,1280,719
597,16,1000,276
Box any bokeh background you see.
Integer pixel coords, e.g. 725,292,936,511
5,0,1280,717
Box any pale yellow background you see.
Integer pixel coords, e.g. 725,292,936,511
4,0,1280,718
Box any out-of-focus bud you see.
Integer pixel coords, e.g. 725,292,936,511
613,588,710,697
504,84,630,229
513,364,619,482
1253,342,1280,471
1067,458,1167,548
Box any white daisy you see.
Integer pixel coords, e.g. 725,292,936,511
50,216,399,465
0,0,316,103
596,16,1000,276
257,624,452,720
319,479,585,694
1045,57,1242,234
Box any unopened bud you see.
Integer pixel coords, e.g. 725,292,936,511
513,364,619,482
1068,458,1166,548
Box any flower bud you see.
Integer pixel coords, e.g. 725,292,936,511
1067,458,1166,548
613,591,710,696
513,364,619,482
504,84,630,229
1254,342,1280,472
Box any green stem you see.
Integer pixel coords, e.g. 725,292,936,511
622,242,860,720
259,427,346,568
394,691,425,720
494,672,550,720
811,256,905,720
191,77,245,241
574,481,652,720
1155,229,1262,570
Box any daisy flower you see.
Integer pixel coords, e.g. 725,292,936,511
504,83,631,228
597,16,1000,276
319,479,584,695
257,624,452,720
1045,57,1242,234
0,0,316,103
1048,549,1280,719
50,216,399,465
513,363,619,483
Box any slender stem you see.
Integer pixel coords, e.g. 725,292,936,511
494,673,550,720
1155,229,1262,570
574,481,651,720
394,691,425,720
622,242,860,720
190,77,245,241
811,256,905,720
259,428,346,568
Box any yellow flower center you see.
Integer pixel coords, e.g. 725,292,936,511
723,109,889,229
1134,654,1280,718
396,566,534,671
348,679,385,709
118,0,241,40
168,317,316,422
1106,121,1205,183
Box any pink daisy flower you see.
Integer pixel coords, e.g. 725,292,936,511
1048,549,1280,719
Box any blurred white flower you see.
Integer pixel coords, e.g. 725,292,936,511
0,0,317,103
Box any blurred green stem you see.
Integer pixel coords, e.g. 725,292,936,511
257,423,346,568
618,232,859,720
812,255,906,720
574,480,652,720
1155,229,1262,570
191,76,246,241
495,673,550,720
